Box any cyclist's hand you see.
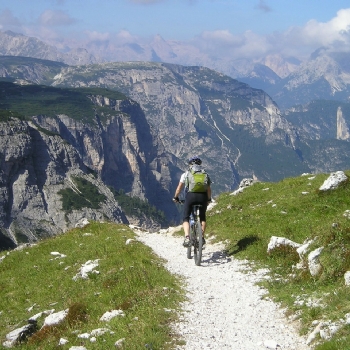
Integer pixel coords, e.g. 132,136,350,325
173,196,179,203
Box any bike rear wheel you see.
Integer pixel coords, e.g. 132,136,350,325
187,227,193,259
193,221,203,266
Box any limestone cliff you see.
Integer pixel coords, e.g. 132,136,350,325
0,86,180,251
0,117,126,250
337,107,350,140
51,62,309,189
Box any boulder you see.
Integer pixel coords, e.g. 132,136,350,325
319,171,347,191
308,247,324,277
267,236,301,253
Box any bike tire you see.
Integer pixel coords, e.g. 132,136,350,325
187,227,193,259
194,221,203,266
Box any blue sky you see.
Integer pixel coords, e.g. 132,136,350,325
1,0,350,61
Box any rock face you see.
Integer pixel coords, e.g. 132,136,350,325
52,62,311,190
0,92,180,250
0,117,125,250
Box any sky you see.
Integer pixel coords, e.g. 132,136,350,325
1,0,350,62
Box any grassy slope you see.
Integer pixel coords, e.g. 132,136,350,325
207,171,350,349
0,222,183,349
2,171,350,349
0,81,127,123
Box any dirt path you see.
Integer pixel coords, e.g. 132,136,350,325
135,228,312,350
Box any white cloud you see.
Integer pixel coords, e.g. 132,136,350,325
193,29,271,60
191,8,350,61
301,8,350,46
38,10,76,27
85,31,110,42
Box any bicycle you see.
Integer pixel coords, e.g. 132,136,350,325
177,200,203,266
187,204,203,266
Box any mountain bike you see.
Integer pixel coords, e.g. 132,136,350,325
177,200,203,266
187,204,203,266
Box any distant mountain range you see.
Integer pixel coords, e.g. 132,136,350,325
0,31,350,110
0,30,98,66
1,30,350,110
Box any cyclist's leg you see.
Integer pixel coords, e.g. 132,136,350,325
182,193,194,245
201,221,207,235
197,193,208,240
183,221,190,237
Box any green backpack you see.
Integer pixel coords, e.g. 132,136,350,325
186,166,209,193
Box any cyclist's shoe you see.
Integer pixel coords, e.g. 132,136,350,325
183,236,190,247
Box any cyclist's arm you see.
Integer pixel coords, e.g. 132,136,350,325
174,182,185,199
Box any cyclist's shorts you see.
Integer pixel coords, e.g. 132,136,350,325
183,192,208,222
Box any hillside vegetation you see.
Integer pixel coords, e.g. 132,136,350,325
0,222,183,349
0,81,127,123
2,171,350,349
207,171,350,349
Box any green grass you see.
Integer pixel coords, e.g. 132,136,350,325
58,177,107,213
111,189,167,224
0,81,128,124
206,171,350,348
0,222,183,349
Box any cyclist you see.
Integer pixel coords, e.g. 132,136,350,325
173,156,212,247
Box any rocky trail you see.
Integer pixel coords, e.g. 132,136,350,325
135,227,312,350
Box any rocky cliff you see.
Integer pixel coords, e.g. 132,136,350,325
0,85,180,251
0,117,126,250
51,61,309,190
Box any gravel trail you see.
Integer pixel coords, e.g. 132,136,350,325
135,227,312,350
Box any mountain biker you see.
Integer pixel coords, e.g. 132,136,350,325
173,156,212,247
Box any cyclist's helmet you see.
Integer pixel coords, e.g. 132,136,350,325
188,156,202,165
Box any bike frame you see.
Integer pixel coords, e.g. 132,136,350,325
187,204,203,266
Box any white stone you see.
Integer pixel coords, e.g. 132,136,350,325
100,309,125,322
267,236,301,253
343,210,350,219
4,325,30,345
308,247,324,276
59,338,69,345
296,239,314,258
319,322,342,340
43,309,68,327
90,328,109,336
115,338,125,348
230,187,244,196
75,218,90,228
306,322,323,345
319,171,347,191
125,239,134,245
344,271,350,286
73,259,100,280
78,333,90,339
